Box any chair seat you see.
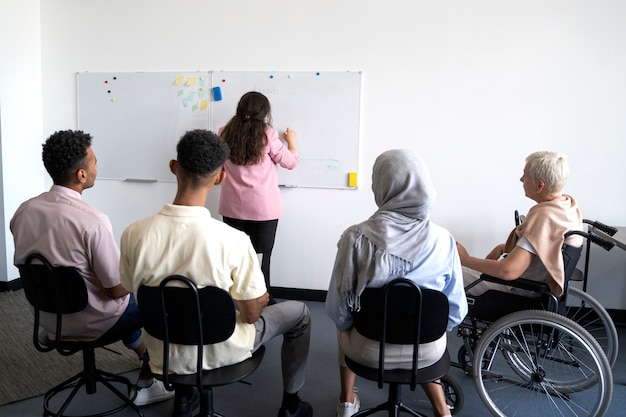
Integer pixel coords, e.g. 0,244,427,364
42,333,129,355
345,350,451,386
468,290,546,323
19,253,143,417
139,276,268,417
158,346,265,388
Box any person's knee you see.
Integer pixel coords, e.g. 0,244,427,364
286,301,311,339
124,329,143,351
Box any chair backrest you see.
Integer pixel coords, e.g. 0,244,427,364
561,239,584,292
19,253,88,314
352,278,449,389
138,275,236,345
558,232,584,315
137,275,237,389
17,253,88,353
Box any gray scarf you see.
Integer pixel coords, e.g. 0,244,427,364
333,149,436,310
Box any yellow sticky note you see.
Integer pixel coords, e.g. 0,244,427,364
348,172,357,187
185,77,198,86
174,75,184,85
199,99,208,111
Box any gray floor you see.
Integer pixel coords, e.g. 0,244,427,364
1,300,625,417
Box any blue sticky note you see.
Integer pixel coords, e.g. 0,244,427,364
212,86,222,101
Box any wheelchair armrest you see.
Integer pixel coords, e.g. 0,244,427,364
479,274,550,294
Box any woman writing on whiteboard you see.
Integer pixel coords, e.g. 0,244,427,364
219,91,299,302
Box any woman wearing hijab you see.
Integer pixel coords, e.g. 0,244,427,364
325,149,467,417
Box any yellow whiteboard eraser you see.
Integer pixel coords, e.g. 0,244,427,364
348,172,357,187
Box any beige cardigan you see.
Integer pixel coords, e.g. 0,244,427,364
503,195,582,296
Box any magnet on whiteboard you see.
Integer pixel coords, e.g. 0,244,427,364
212,86,222,101
348,172,358,187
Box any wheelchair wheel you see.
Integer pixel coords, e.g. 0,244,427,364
565,287,619,368
457,345,472,375
473,310,613,417
440,374,464,415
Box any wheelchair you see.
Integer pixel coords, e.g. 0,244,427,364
567,219,620,367
513,215,619,367
454,229,615,417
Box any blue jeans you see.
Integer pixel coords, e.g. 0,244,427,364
98,293,143,350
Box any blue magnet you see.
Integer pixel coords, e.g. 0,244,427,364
212,86,222,101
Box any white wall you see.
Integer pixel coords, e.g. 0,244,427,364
0,0,44,283
37,0,626,294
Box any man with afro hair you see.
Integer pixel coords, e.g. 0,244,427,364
11,129,174,407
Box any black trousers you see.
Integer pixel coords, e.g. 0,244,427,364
222,217,278,290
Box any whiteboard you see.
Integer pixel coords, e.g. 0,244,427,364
78,72,211,181
77,71,361,187
210,71,361,188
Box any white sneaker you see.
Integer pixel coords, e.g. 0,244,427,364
337,392,360,417
134,379,175,406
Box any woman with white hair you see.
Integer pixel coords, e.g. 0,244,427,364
457,151,584,297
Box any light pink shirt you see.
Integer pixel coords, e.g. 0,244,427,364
218,126,299,220
10,185,128,341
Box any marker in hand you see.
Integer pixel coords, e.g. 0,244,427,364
282,128,297,151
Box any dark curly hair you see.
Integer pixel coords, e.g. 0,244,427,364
42,130,92,185
177,130,229,178
220,91,271,165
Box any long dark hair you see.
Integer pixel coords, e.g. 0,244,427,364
221,91,272,165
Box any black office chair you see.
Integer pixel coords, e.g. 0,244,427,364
344,278,457,417
137,275,265,417
18,253,143,417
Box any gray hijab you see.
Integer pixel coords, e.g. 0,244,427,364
333,149,436,310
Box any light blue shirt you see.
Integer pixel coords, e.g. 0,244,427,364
325,223,467,332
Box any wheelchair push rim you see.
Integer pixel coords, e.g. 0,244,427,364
472,310,613,417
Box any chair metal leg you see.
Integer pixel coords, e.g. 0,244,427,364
83,349,97,394
43,370,86,417
199,388,226,417
352,402,389,417
42,349,144,417
351,384,429,417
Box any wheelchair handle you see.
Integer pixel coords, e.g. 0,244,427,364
583,219,618,236
565,230,615,252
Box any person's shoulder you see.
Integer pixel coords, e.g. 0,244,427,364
56,192,113,227
122,205,179,236
10,197,36,227
81,200,109,219
217,220,253,241
424,222,457,249
66,199,114,229
48,186,110,221
123,213,159,233
264,126,280,141
428,221,453,238
11,194,39,215
339,223,363,241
